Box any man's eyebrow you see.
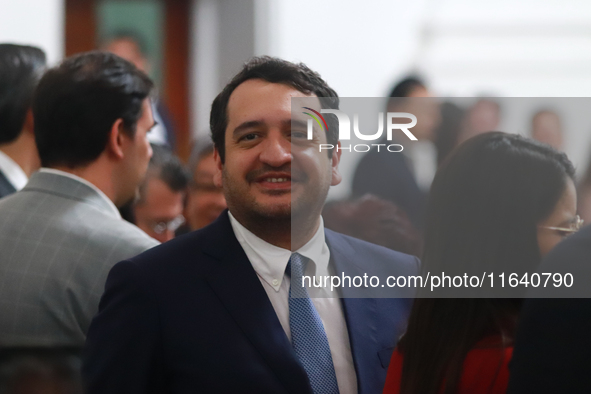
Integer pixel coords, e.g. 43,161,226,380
232,120,265,136
290,119,307,128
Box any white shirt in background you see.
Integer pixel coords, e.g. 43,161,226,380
0,150,28,191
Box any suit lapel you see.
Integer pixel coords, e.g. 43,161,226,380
326,230,381,394
202,212,311,394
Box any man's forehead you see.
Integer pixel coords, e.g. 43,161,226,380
226,80,321,136
228,79,317,111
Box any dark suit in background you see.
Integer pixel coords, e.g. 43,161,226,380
508,224,591,393
83,211,418,394
352,146,426,231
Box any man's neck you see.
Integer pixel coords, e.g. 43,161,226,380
229,211,321,251
0,134,39,177
51,162,118,206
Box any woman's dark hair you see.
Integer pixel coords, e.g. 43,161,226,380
33,51,153,168
398,132,575,394
209,56,339,162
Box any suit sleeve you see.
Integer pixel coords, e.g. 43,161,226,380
82,260,164,394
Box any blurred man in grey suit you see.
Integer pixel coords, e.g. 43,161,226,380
0,44,46,198
0,51,159,347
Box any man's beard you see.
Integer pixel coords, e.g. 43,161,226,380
222,166,329,246
222,168,292,226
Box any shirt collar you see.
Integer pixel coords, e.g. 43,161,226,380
38,168,121,219
0,150,28,191
228,211,331,292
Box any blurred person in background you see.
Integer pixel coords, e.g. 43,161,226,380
0,350,82,394
183,139,227,231
352,75,440,231
0,51,159,348
102,31,176,148
508,168,591,393
0,44,46,198
530,109,564,151
121,144,188,243
322,194,422,257
383,132,578,394
433,101,465,166
577,148,591,223
457,98,501,145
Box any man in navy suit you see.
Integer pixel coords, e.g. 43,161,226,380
83,57,419,394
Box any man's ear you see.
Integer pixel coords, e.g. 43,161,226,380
213,148,223,188
330,141,342,186
106,119,127,160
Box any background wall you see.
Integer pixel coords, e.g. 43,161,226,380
0,0,64,65
267,0,591,97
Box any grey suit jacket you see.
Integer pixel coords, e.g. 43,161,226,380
0,170,16,199
0,171,159,347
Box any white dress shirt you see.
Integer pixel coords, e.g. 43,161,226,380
228,212,358,394
405,140,437,192
0,150,28,191
38,168,121,219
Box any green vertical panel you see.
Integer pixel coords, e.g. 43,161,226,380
96,0,164,87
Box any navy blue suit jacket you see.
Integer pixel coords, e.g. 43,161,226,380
83,211,418,394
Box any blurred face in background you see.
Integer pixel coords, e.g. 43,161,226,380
537,178,578,257
387,87,440,142
458,99,501,145
185,152,226,230
102,38,149,73
531,111,563,151
134,176,186,242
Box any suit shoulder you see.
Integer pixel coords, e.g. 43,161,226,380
125,225,215,270
98,217,160,252
325,229,419,269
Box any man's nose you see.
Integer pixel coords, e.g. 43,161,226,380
259,132,291,167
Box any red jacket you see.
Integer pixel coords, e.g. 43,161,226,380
383,337,513,394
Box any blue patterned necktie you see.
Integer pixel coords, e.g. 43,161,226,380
286,253,340,394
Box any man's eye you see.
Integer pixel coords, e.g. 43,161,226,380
240,133,258,142
291,131,308,139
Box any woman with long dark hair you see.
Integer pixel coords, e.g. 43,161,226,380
383,132,580,394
